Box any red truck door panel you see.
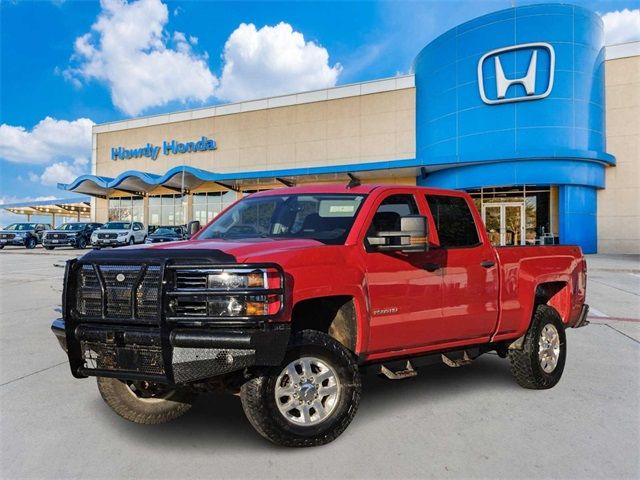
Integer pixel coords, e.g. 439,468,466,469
424,194,499,342
362,193,443,353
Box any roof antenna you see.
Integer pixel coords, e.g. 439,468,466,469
346,173,361,189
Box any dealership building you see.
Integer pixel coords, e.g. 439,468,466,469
32,4,637,254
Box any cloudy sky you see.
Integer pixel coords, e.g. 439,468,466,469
0,0,639,225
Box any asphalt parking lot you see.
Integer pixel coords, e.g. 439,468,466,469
1,247,638,479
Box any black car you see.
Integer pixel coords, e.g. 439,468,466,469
0,222,52,249
43,222,103,250
145,225,187,244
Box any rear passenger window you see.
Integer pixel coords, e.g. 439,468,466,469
426,195,480,248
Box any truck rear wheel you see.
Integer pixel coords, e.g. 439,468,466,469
240,330,361,447
508,305,567,389
97,377,194,424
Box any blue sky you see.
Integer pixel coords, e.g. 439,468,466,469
0,0,638,225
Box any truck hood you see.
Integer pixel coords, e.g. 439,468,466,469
141,238,325,262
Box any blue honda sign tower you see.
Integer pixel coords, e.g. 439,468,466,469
414,3,614,253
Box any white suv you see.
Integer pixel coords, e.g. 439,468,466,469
90,221,147,248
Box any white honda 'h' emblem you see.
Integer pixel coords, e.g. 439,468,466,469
478,42,555,105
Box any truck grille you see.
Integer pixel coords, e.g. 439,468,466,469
75,264,162,323
175,271,208,289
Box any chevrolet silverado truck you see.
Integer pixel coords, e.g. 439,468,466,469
51,184,588,447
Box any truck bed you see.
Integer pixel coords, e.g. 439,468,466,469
491,245,587,342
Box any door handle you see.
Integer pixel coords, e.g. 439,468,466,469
480,260,496,269
422,263,441,272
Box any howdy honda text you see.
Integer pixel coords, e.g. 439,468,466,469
111,136,217,161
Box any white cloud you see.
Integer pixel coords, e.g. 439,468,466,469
601,9,640,45
65,0,218,115
215,22,342,102
0,117,93,165
40,157,89,186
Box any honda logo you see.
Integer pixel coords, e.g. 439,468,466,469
477,42,555,105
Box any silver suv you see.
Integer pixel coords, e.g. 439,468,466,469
90,221,147,249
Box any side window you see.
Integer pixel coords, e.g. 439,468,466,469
426,195,480,248
369,194,418,234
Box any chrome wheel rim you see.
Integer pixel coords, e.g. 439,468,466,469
274,356,340,426
538,323,561,373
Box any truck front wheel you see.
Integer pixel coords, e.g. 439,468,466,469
240,330,361,447
97,377,194,424
508,305,567,389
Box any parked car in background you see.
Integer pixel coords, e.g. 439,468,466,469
43,222,103,250
90,221,147,248
145,225,187,244
0,223,51,249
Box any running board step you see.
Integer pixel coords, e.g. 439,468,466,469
441,351,474,368
379,361,417,380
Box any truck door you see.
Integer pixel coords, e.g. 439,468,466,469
424,194,499,342
363,192,444,354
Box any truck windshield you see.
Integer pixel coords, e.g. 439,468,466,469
102,222,131,230
198,194,366,244
5,223,36,231
58,223,85,231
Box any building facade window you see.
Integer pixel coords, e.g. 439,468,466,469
149,194,186,228
192,191,236,224
107,196,143,222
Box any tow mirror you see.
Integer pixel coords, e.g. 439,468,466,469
367,215,428,253
187,220,201,239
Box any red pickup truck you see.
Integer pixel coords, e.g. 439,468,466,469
52,184,588,447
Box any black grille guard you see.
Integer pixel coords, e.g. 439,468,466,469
62,248,287,383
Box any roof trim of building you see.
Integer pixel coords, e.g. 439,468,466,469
93,75,416,134
605,41,640,61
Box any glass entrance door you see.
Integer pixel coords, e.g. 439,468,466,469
482,202,526,246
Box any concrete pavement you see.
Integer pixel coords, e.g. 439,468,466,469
1,249,638,479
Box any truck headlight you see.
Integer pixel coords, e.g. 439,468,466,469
90,234,97,240
171,266,283,319
118,232,128,237
207,296,268,317
209,271,265,289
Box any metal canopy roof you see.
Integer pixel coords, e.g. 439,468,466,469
59,160,424,197
0,196,91,217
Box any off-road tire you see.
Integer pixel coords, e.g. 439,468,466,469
26,237,37,249
44,246,55,250
508,305,567,389
97,377,194,424
240,330,361,447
